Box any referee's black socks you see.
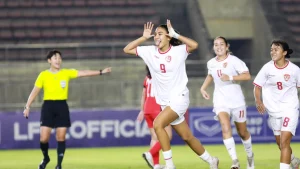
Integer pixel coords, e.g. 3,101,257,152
40,142,50,160
57,141,66,166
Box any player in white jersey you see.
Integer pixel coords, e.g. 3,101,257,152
200,36,254,169
124,20,219,169
253,40,300,169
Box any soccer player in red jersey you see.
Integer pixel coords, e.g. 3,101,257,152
137,66,172,169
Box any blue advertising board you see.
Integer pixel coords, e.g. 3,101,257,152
189,107,300,144
0,109,184,149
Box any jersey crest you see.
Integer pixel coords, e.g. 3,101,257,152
284,74,290,81
165,55,172,62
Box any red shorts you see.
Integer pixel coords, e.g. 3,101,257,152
144,97,161,128
144,109,160,128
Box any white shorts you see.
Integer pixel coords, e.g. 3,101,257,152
213,106,247,123
161,91,189,126
268,109,299,136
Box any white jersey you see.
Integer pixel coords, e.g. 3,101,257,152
207,54,249,108
136,45,189,105
253,60,300,117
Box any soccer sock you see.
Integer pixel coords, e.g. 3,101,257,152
152,151,160,165
280,163,290,169
241,135,253,157
150,142,161,156
57,141,66,166
291,154,295,161
199,150,213,164
40,142,49,160
150,142,161,165
162,150,174,167
223,137,238,160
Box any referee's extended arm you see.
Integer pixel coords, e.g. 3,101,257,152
77,67,111,77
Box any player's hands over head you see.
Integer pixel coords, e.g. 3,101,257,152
200,89,210,100
143,22,154,39
102,67,112,74
136,111,144,122
166,19,179,39
220,74,230,81
255,100,266,114
23,108,30,119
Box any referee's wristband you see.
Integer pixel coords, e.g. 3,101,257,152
99,69,102,75
229,75,234,81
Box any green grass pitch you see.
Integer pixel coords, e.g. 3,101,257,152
0,143,299,169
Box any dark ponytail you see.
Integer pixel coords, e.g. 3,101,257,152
271,40,293,58
146,66,151,79
158,24,182,46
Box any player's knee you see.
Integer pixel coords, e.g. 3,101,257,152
56,134,66,141
153,119,164,131
40,136,49,143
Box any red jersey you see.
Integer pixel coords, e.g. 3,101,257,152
143,76,161,115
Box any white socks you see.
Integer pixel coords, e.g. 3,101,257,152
280,163,290,169
223,137,238,160
163,150,174,167
199,150,213,164
241,136,253,157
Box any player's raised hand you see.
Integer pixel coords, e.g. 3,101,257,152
102,67,112,74
255,100,266,114
143,22,154,39
136,110,144,123
200,89,210,100
166,19,180,39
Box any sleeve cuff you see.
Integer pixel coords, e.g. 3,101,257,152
135,48,138,56
253,82,262,88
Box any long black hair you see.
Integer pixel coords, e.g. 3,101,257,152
146,65,151,79
271,40,293,58
158,24,182,46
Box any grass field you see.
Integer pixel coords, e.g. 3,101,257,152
0,143,299,169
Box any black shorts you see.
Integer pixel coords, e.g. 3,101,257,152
40,100,71,128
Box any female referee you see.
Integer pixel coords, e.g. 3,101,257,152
23,50,111,169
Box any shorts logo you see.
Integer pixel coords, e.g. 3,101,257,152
165,56,172,62
193,116,222,137
60,80,66,88
223,62,227,68
284,74,290,81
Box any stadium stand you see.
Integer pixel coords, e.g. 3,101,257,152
260,0,300,66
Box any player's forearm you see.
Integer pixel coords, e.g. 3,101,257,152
178,35,198,53
232,72,251,81
140,89,146,111
123,36,148,54
253,86,262,102
25,87,41,108
200,75,213,91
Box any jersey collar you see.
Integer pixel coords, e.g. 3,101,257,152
158,45,172,54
